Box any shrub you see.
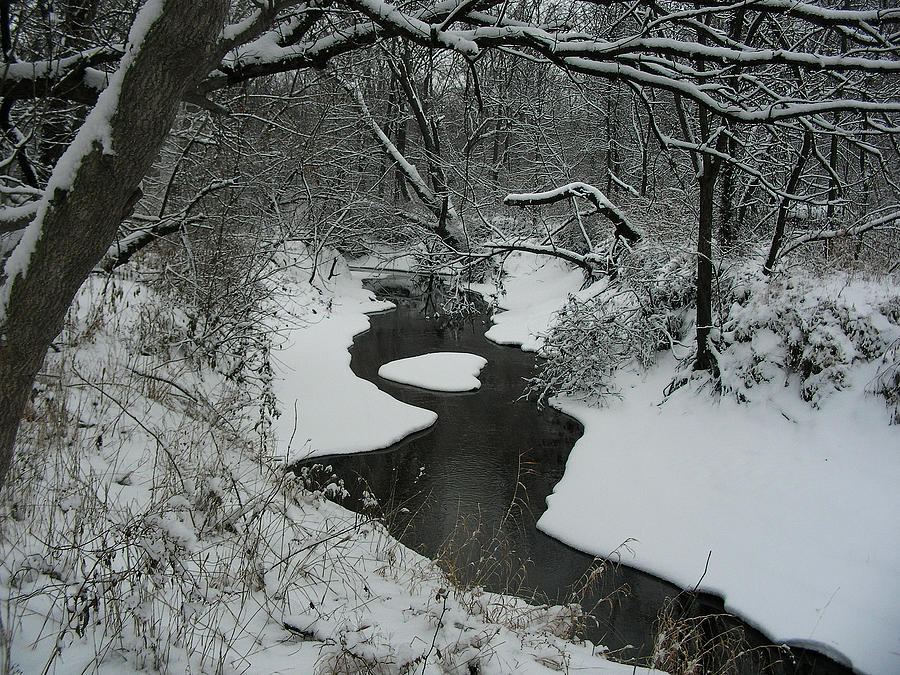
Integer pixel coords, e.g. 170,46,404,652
530,246,900,421
718,274,900,412
530,245,696,402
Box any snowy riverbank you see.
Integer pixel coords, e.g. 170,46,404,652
485,252,900,675
0,250,656,674
270,254,437,461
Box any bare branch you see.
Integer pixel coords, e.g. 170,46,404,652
779,209,900,258
504,182,641,243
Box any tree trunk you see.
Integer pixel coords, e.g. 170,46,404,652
0,0,227,491
763,130,813,274
824,126,840,260
695,153,719,372
718,135,739,246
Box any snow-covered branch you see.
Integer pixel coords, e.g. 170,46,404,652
95,179,235,273
0,46,122,105
481,242,601,275
6,0,892,133
779,209,900,259
336,76,436,213
504,182,641,243
0,201,39,234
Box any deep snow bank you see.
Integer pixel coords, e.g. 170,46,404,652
485,252,900,674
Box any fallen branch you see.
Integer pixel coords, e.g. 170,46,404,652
503,182,641,243
482,242,599,274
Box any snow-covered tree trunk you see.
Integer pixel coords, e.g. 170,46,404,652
0,0,227,490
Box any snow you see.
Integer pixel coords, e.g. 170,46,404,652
1,250,654,675
353,0,480,56
0,48,116,82
270,251,437,461
505,181,616,211
221,10,261,42
787,203,828,221
379,352,488,391
484,251,586,351
486,252,900,675
542,365,900,675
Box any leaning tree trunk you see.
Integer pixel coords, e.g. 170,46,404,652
763,130,813,274
0,0,228,491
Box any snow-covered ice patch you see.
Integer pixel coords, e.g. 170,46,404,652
273,312,438,461
379,352,488,392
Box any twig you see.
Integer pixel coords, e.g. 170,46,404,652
421,589,449,674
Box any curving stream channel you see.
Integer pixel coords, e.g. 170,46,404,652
296,289,850,674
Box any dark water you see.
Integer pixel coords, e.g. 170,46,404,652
294,294,851,674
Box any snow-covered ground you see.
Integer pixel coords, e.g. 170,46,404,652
487,252,900,675
270,256,437,461
7,243,893,673
379,352,488,392
0,248,656,674
480,254,585,351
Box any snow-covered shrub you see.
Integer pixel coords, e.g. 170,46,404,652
530,246,696,402
530,242,900,419
717,274,900,412
292,463,350,501
870,352,900,424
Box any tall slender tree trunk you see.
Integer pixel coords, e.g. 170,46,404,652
764,130,813,274
693,96,729,372
0,0,227,491
696,152,719,372
718,135,739,246
824,127,840,260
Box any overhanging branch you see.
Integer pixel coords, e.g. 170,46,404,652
504,182,641,243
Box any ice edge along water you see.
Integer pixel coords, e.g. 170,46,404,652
265,252,658,674
271,271,438,460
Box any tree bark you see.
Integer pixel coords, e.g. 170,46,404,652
695,152,719,372
763,129,813,274
0,0,228,491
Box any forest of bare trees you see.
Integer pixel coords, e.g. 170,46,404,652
1,0,898,489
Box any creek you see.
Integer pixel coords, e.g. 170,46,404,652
295,287,850,674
